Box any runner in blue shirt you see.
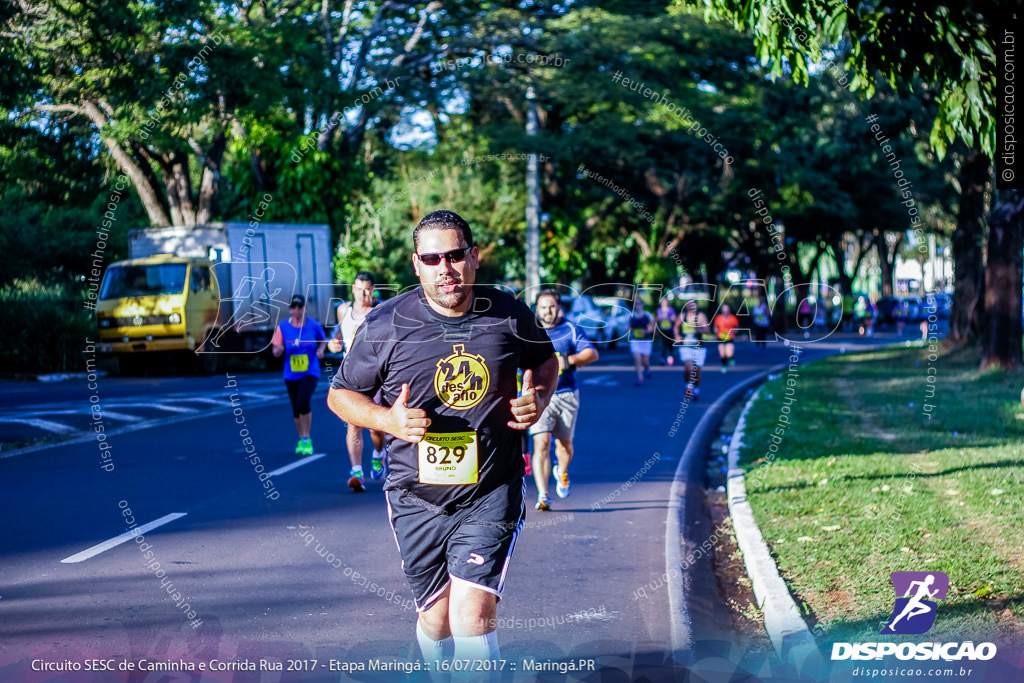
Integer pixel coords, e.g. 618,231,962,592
629,299,656,386
271,294,327,456
529,289,599,510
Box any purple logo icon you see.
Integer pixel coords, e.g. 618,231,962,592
882,571,949,634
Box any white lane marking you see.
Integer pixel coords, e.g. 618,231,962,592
266,453,326,477
93,410,142,422
3,393,293,460
128,404,196,414
162,397,229,405
60,512,188,564
238,392,280,400
581,374,619,387
21,409,141,422
0,418,77,434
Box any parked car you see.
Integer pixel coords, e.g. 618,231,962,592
931,293,952,318
902,296,925,322
563,295,629,348
592,296,631,348
875,297,903,326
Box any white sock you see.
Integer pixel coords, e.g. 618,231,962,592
351,465,363,475
416,620,453,661
416,621,453,683
452,631,499,660
372,449,384,460
452,632,499,681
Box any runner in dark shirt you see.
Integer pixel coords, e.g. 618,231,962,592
333,284,554,508
327,210,558,675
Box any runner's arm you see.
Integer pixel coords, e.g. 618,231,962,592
327,385,431,442
569,323,599,368
569,347,598,368
271,326,284,357
327,304,349,353
508,354,558,430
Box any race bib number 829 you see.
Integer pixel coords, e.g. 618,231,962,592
418,431,478,485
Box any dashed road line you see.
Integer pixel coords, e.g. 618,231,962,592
0,386,315,459
266,453,327,477
60,512,188,564
0,418,78,434
125,404,196,414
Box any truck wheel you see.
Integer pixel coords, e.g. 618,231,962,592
117,354,147,376
264,351,284,372
196,331,224,375
196,351,223,375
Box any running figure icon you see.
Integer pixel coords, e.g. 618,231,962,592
882,571,949,635
885,575,938,632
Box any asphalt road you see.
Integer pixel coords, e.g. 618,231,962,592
0,332,904,681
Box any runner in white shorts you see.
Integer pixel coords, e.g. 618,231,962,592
529,290,599,511
628,299,656,386
673,299,709,401
328,271,386,492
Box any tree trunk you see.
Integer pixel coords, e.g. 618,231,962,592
948,150,990,345
981,191,1024,370
196,131,227,224
874,231,902,297
828,233,868,298
79,101,172,226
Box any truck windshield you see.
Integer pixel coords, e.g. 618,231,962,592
100,264,188,300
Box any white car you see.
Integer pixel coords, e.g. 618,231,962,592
563,295,630,348
592,296,632,348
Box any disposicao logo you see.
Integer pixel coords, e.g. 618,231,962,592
831,570,997,663
882,571,949,635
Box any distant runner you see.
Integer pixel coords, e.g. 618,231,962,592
530,289,599,511
327,210,557,676
271,294,327,456
673,300,709,401
328,272,387,492
655,298,678,365
798,297,814,339
629,299,656,386
712,304,739,371
752,294,771,351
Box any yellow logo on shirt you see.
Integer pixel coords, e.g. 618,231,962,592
434,344,490,410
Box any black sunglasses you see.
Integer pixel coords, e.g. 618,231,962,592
289,302,305,308
417,246,471,266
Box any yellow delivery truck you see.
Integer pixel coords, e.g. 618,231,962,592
96,223,332,374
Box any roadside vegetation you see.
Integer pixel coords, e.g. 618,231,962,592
737,344,1024,644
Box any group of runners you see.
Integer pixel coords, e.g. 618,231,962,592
624,297,756,398
267,210,781,676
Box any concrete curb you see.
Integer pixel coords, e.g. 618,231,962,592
667,366,780,666
726,381,826,675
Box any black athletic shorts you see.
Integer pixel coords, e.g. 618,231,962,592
385,480,525,611
285,375,318,417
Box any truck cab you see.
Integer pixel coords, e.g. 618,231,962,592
96,255,221,373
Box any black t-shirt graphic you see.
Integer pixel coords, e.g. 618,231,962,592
331,286,554,510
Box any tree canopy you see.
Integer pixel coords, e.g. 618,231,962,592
687,0,1000,158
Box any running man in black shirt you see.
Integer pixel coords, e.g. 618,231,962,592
327,210,558,673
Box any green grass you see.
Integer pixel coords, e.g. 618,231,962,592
737,344,1024,645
